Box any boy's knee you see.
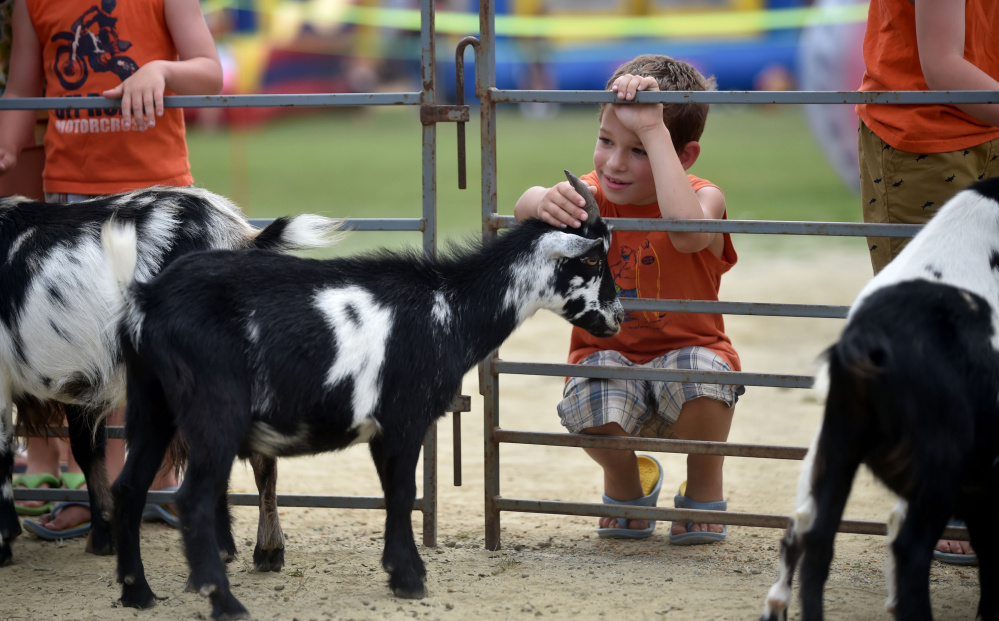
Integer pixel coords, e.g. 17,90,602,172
580,422,630,437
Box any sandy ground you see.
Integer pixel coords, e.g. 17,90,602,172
2,239,983,621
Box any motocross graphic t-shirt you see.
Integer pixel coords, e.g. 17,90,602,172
567,171,741,371
29,0,193,193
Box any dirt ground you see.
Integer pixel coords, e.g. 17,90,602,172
2,239,983,621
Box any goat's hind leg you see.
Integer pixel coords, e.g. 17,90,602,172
889,492,951,621
65,404,115,555
370,434,426,598
178,426,248,619
249,452,284,571
964,496,999,620
797,436,862,621
761,521,805,621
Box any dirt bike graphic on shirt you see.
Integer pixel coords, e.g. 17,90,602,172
51,1,137,91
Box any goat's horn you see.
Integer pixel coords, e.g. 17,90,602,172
564,170,601,224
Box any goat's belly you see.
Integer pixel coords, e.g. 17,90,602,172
12,369,124,410
243,418,381,457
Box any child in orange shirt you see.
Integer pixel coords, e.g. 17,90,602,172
514,54,743,542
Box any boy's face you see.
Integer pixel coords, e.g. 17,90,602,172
592,106,657,206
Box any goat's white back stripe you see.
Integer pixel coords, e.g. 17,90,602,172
314,286,392,426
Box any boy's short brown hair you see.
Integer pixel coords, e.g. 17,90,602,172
604,54,717,152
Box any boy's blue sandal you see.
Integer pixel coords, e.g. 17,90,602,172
12,472,60,516
142,486,180,528
596,454,663,539
670,481,728,545
933,520,978,566
22,501,91,540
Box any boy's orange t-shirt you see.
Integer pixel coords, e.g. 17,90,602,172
567,171,740,372
855,0,999,153
29,0,193,194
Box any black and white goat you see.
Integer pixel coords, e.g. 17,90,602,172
0,188,341,566
761,177,999,621
102,171,624,619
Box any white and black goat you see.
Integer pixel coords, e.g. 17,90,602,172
761,177,999,621
102,171,624,619
0,188,341,566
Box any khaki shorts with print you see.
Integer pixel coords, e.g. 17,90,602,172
859,119,999,275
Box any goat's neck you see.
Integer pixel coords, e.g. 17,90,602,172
437,251,551,368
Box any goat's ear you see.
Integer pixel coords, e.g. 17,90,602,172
539,231,602,259
564,169,601,224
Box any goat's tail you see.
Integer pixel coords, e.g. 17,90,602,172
102,218,139,298
832,323,893,379
250,214,347,252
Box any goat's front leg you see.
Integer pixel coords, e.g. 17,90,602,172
0,398,20,566
114,420,173,609
371,435,426,598
250,452,284,571
65,404,114,555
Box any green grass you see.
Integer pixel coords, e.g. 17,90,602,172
186,105,860,253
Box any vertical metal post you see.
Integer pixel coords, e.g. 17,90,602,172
420,0,439,549
477,0,502,552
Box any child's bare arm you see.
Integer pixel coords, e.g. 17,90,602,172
610,74,724,255
916,0,999,127
0,0,44,175
101,0,223,131
514,181,596,228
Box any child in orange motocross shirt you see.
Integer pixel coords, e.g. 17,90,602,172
514,54,743,542
0,0,223,539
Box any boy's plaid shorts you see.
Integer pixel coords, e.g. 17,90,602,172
557,347,744,438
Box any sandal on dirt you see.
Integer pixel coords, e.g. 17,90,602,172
142,486,180,528
22,501,91,540
596,455,663,539
670,481,728,545
933,520,978,566
13,472,60,516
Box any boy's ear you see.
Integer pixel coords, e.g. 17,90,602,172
677,140,701,171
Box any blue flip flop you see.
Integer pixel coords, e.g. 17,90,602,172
670,481,728,545
596,455,663,539
22,501,91,540
933,520,978,566
142,486,180,528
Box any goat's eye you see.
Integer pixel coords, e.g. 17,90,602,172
582,257,600,267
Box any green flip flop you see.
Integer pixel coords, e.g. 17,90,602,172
60,472,87,490
13,472,60,516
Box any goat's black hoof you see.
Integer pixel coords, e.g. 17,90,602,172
85,529,114,556
210,590,249,621
0,543,12,567
220,549,237,564
120,582,158,610
252,545,284,572
391,577,427,600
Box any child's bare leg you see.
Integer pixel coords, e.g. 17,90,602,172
669,397,734,536
15,436,62,510
581,423,647,530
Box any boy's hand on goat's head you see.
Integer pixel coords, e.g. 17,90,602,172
536,181,595,229
610,74,665,136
